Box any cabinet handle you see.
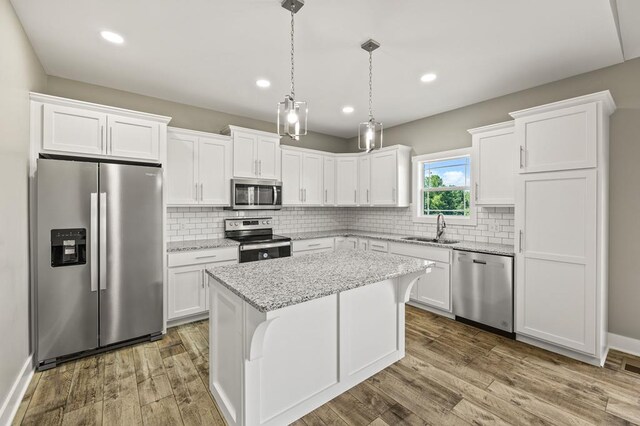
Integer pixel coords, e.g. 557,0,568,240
200,183,204,201
519,146,525,169
308,243,321,247
109,127,113,154
195,183,198,201
304,189,307,202
300,189,303,202
325,189,327,203
201,270,205,288
354,190,357,203
254,160,257,175
258,160,262,176
367,189,369,203
475,183,478,201
519,230,524,253
100,125,105,152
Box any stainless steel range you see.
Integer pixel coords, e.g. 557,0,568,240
225,217,291,263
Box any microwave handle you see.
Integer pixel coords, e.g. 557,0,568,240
273,186,278,206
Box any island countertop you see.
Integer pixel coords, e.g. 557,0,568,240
206,250,433,312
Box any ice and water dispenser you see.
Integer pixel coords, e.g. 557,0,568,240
50,228,87,267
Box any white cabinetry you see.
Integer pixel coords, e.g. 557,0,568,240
336,157,359,206
323,156,336,205
292,238,335,256
335,237,357,250
167,247,238,322
224,126,281,179
390,242,452,313
167,128,232,206
34,93,170,162
369,147,412,207
281,147,323,205
358,156,371,205
510,91,615,365
470,121,515,206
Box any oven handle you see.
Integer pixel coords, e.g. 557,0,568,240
273,186,278,206
240,241,291,251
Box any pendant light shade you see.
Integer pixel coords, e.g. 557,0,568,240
358,39,383,153
278,0,308,141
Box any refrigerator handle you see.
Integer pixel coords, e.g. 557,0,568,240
100,192,108,290
90,193,98,292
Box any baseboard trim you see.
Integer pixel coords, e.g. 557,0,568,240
407,301,455,319
167,312,209,328
0,355,34,426
608,332,640,357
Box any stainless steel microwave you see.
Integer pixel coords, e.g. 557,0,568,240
228,178,283,210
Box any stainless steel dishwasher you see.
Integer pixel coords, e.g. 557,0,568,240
452,250,514,335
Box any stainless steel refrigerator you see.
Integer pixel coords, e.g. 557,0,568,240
35,158,163,369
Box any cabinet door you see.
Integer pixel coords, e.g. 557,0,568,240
281,150,302,205
516,103,597,173
167,265,207,320
473,127,515,205
233,132,258,178
107,115,160,161
257,136,280,179
167,133,198,205
323,156,336,205
358,156,371,205
370,150,397,205
303,153,323,205
336,157,358,206
199,137,231,205
515,170,596,354
335,237,357,251
416,261,451,312
42,104,106,155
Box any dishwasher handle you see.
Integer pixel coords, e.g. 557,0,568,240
472,259,487,265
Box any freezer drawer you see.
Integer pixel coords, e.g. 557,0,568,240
452,250,513,333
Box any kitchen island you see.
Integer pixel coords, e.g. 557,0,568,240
206,250,433,426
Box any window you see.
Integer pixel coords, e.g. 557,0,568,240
413,148,475,224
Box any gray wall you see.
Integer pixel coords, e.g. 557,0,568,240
0,0,46,415
46,76,351,153
349,58,640,341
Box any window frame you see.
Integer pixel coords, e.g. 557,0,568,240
412,148,477,225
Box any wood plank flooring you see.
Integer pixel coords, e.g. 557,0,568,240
13,306,640,425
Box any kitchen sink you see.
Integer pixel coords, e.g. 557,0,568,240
402,237,460,244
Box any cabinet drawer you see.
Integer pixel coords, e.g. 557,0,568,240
293,238,335,253
389,242,451,264
368,240,389,253
168,246,238,267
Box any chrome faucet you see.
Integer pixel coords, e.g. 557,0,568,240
436,213,447,241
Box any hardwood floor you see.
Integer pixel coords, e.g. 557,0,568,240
13,306,640,425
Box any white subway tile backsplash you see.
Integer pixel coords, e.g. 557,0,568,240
166,205,515,246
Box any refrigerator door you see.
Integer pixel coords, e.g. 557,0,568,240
36,159,99,362
99,163,163,346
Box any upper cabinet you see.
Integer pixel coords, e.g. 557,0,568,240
167,128,232,206
323,156,336,205
281,148,324,206
33,93,171,163
469,121,515,206
336,156,359,206
510,92,616,174
370,147,411,207
358,156,371,205
223,126,281,180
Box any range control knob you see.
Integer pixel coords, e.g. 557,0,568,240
262,221,267,224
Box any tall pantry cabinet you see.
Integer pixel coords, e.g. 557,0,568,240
510,91,615,365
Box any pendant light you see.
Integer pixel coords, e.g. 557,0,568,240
277,0,308,141
358,39,383,153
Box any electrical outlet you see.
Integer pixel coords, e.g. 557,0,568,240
488,223,500,232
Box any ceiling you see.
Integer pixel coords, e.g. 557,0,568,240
11,0,634,138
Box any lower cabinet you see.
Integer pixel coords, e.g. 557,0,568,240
389,242,452,313
167,247,238,321
335,236,358,250
292,238,335,256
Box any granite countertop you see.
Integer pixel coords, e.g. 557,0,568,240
286,230,515,256
167,238,239,253
206,250,433,312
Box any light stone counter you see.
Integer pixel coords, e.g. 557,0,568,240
206,250,433,312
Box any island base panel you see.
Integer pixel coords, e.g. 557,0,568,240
209,272,421,426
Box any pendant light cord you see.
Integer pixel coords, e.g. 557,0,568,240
368,50,373,121
290,4,295,99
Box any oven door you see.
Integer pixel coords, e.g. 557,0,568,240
239,242,291,263
231,179,282,210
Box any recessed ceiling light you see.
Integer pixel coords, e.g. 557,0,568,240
256,79,271,88
420,73,437,83
342,106,354,114
100,31,124,44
